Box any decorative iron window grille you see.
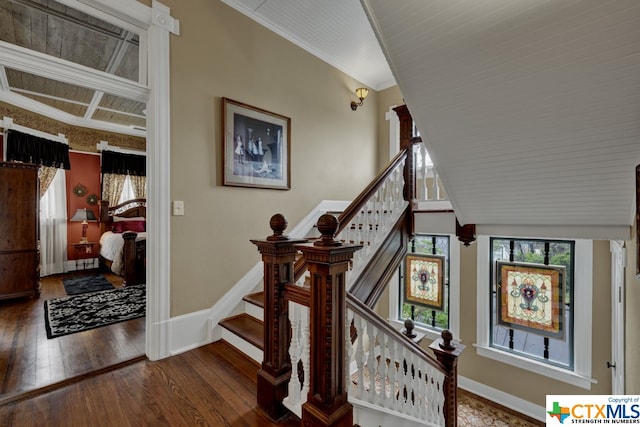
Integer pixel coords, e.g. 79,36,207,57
490,237,575,369
401,234,450,330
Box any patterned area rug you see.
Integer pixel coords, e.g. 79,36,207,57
44,285,145,339
62,274,115,295
458,390,543,426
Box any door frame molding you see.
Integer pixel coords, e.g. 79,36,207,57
610,240,626,394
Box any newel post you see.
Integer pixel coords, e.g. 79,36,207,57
393,104,421,205
429,330,465,427
297,214,362,427
251,214,307,421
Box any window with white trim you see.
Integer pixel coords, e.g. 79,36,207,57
489,237,574,368
402,234,451,331
390,232,460,341
476,236,594,389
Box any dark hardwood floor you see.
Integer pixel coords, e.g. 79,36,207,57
0,341,300,426
0,269,145,401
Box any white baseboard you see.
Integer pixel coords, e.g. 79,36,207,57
169,308,214,355
458,376,546,422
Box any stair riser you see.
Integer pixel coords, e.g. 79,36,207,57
244,301,263,321
221,328,263,364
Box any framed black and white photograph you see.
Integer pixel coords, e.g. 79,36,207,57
222,97,291,190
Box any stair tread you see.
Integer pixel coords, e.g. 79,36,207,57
243,292,264,308
219,313,264,350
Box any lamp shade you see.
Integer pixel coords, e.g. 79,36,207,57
71,208,97,222
355,87,369,101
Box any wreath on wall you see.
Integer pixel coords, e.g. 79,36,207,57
86,194,98,206
73,183,87,197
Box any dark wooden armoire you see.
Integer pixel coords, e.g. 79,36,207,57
0,162,40,300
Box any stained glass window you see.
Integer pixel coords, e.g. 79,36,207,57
490,238,574,368
401,234,450,330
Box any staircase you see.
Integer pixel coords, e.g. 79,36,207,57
219,292,264,364
214,105,462,426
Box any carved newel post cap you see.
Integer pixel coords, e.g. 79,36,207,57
267,213,289,241
314,214,342,247
439,329,456,351
403,318,417,338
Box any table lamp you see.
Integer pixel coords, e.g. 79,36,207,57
71,208,97,243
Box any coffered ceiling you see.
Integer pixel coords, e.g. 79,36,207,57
0,0,146,135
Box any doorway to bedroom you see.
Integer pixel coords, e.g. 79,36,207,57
0,0,154,403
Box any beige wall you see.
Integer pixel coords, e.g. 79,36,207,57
165,0,380,316
626,222,640,393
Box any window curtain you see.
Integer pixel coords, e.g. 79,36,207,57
40,169,68,277
38,166,58,197
101,150,145,205
102,173,126,206
6,130,71,169
129,175,147,199
101,150,145,176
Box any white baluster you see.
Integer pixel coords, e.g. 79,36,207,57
372,326,384,406
346,308,354,395
380,333,389,401
300,305,310,404
354,314,365,399
432,166,440,200
365,320,376,404
408,353,418,418
389,340,400,412
420,144,428,200
285,302,301,410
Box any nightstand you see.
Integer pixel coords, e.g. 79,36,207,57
69,242,99,270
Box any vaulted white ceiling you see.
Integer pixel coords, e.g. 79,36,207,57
227,0,640,238
220,0,396,90
2,0,639,237
362,0,640,238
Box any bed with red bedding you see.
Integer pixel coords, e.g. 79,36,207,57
98,199,146,286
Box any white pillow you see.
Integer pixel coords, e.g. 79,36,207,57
113,216,145,222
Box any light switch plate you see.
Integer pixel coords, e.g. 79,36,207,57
173,200,184,216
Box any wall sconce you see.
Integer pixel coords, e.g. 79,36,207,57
350,87,369,111
71,208,97,243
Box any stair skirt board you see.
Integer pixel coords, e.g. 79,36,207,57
220,328,263,364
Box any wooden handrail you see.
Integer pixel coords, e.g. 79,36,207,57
337,149,408,233
292,149,408,284
283,283,310,307
346,292,447,374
